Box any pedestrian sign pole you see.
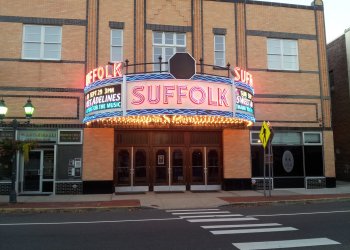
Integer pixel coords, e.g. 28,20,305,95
259,121,274,197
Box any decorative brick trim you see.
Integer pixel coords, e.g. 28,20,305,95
0,16,87,26
213,28,227,35
56,181,83,194
145,23,192,33
248,68,319,74
109,21,124,29
0,182,11,195
0,58,85,64
247,30,317,40
254,102,319,123
0,86,83,93
207,0,323,10
0,94,80,120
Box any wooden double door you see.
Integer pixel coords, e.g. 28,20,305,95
115,146,221,192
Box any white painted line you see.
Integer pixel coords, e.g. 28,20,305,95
166,208,220,212
250,210,350,218
202,223,282,229
187,217,258,223
172,211,230,215
0,218,182,227
233,238,341,250
211,227,297,235
180,214,242,219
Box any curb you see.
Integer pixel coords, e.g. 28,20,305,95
220,197,350,207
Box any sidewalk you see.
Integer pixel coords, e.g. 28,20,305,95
1,181,350,212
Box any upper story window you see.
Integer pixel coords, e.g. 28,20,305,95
111,29,123,62
153,32,186,71
214,35,225,67
22,25,62,60
267,39,299,71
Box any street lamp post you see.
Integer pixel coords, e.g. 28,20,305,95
0,98,35,203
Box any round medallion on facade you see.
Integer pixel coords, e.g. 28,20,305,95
169,52,196,79
282,150,294,173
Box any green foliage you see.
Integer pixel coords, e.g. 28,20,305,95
0,139,37,163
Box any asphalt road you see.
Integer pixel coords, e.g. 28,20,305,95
0,201,349,250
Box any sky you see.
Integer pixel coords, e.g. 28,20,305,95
257,0,350,43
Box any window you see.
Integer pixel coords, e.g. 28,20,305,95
214,35,225,67
267,39,298,71
22,25,62,60
153,32,186,71
303,132,322,145
111,29,123,62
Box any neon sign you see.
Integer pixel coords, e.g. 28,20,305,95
236,89,254,114
85,62,123,87
85,85,121,114
127,80,233,112
232,67,253,86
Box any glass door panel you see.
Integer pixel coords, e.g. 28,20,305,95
207,148,221,184
154,148,168,184
134,148,148,186
172,148,185,185
23,151,41,192
116,149,131,185
42,150,54,179
191,148,204,184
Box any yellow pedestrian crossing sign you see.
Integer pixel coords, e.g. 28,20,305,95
259,121,271,149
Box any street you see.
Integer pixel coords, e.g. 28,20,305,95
0,201,349,250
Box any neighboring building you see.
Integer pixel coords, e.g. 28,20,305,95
0,0,335,195
327,28,350,181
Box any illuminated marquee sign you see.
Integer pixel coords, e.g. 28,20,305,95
232,67,253,86
83,67,255,125
85,62,123,87
85,85,121,115
128,80,232,112
236,89,254,114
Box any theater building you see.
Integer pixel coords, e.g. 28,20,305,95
0,0,335,195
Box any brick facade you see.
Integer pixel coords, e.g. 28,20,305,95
0,0,336,193
327,30,350,181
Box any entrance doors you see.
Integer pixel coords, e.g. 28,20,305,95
114,131,222,192
115,147,149,192
22,149,54,193
153,147,186,191
190,147,221,191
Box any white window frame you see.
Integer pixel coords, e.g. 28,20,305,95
22,25,62,60
250,131,262,145
303,132,322,145
214,35,226,67
267,38,299,71
153,32,186,71
110,29,123,62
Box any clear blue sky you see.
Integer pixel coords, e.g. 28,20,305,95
256,0,350,43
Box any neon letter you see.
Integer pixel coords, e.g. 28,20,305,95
208,87,218,106
189,87,206,104
163,85,175,104
177,85,187,104
148,85,160,104
131,86,145,105
218,88,229,107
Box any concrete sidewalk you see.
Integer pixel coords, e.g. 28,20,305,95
1,181,350,211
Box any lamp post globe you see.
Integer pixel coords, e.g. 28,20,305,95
0,99,8,120
24,98,35,119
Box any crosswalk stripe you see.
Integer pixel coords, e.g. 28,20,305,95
172,211,230,215
166,209,220,213
232,238,341,250
211,227,297,235
201,223,282,229
187,217,258,223
180,214,242,219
